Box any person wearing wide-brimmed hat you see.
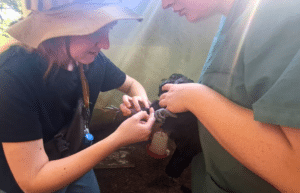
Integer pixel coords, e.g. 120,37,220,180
0,0,155,192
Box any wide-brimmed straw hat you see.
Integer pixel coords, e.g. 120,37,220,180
7,0,143,48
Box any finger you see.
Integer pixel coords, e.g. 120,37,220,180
120,103,132,116
132,97,142,111
144,107,155,121
149,107,155,119
144,108,155,127
136,100,149,110
159,98,166,108
140,99,150,109
159,93,166,101
122,95,133,108
161,84,172,91
132,110,148,120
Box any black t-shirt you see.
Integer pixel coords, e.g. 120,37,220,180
0,45,126,192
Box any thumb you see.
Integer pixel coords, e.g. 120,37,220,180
132,110,148,120
162,84,172,92
144,108,156,127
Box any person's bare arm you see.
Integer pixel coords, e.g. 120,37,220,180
3,137,118,193
3,110,155,193
159,83,300,192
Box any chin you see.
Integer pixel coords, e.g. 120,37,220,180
185,15,200,23
78,56,96,65
185,13,210,23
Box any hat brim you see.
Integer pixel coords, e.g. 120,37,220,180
7,3,143,48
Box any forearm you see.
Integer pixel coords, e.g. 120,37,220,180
126,80,148,99
185,84,299,192
118,75,148,99
10,109,155,192
30,134,121,193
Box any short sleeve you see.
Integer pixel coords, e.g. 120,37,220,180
98,52,126,92
252,49,300,128
243,1,300,128
0,53,42,142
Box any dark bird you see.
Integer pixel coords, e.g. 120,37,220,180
153,74,201,178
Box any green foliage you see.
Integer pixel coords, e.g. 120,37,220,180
0,0,22,43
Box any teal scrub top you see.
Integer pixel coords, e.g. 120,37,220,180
192,0,300,192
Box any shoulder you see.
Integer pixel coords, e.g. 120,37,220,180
241,0,300,93
245,1,300,127
0,45,45,101
0,45,44,80
244,0,300,63
1,45,34,69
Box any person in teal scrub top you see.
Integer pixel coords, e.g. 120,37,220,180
159,0,300,192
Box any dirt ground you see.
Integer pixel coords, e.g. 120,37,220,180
89,107,192,193
93,140,192,193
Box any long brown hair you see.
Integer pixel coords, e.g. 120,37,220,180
36,36,71,79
